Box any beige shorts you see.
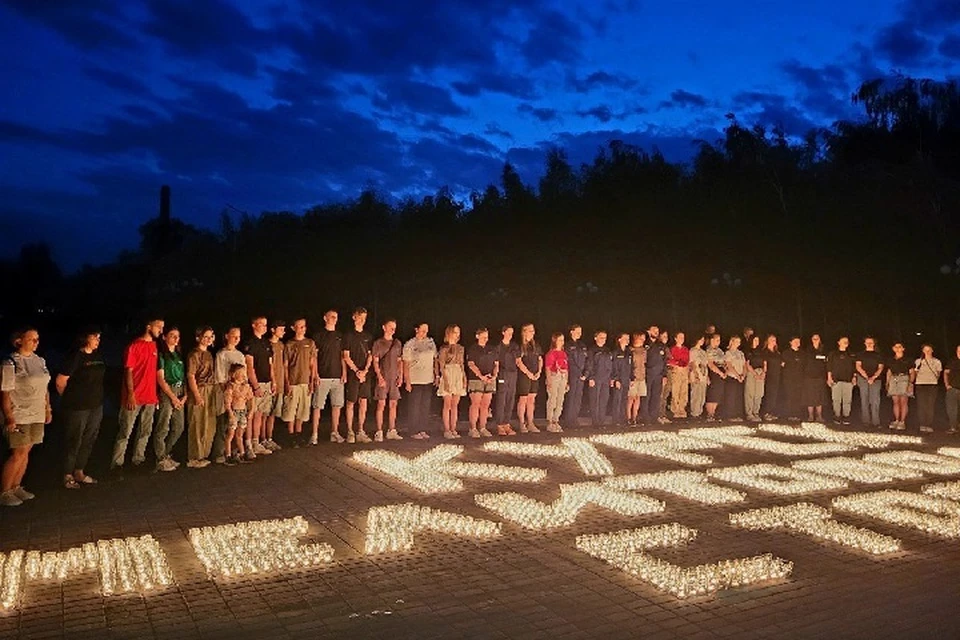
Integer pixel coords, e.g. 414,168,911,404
628,380,647,398
7,423,44,448
254,382,274,414
281,384,311,423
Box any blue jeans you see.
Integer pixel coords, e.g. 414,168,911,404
154,393,185,461
857,378,882,426
643,374,663,422
63,406,102,474
563,372,585,426
112,403,156,468
590,380,611,425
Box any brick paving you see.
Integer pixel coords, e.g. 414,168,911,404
1,420,960,639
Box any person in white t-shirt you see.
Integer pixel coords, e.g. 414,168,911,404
914,344,942,433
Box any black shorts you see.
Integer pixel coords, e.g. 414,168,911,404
516,374,540,396
802,378,826,407
345,375,372,403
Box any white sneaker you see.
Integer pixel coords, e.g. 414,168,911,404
347,431,356,444
469,428,481,438
254,442,272,455
266,439,282,451
330,431,345,443
244,450,257,461
0,491,22,507
526,423,540,434
443,431,456,439
214,456,226,464
386,429,403,440
546,423,563,433
13,487,34,501
356,431,372,443
920,426,934,433
374,431,384,442
157,458,177,472
478,427,493,437
308,434,319,446
518,423,529,433
187,459,211,469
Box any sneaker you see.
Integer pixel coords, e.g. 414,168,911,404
169,459,181,469
546,423,562,433
238,453,253,464
478,427,493,437
224,456,238,466
308,435,319,446
0,491,22,507
518,423,529,434
443,431,456,439
13,487,34,501
254,442,272,455
77,474,97,485
920,426,934,433
949,428,958,435
244,450,257,461
347,431,356,444
270,439,283,451
64,475,80,490
386,429,403,440
214,456,227,465
330,431,345,443
156,458,177,472
374,431,384,442
187,459,211,469
657,417,672,425
505,426,517,436
526,423,540,434
356,431,372,443
452,431,462,439
469,428,481,438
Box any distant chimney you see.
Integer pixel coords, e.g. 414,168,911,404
159,185,171,223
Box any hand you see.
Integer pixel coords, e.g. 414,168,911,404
405,382,412,393
580,375,586,381
588,380,596,388
434,375,440,387
566,385,570,392
253,385,264,398
341,373,348,384
5,419,16,434
124,393,136,411
285,385,292,398
615,381,622,389
45,407,52,425
194,393,205,407
534,372,541,381
396,376,403,388
378,376,386,388
270,382,277,395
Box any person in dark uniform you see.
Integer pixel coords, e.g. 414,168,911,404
781,336,804,420
610,333,632,426
643,326,668,423
585,331,613,427
759,335,782,420
562,324,588,428
493,326,520,436
803,334,828,423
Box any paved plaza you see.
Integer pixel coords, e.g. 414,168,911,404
1,420,959,639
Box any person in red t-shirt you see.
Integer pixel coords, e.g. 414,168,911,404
110,317,163,476
667,332,690,418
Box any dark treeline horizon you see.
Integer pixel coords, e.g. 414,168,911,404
3,75,960,357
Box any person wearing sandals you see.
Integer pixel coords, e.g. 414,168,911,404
1,328,51,506
914,344,942,433
57,327,105,489
153,327,186,472
466,328,498,439
516,323,543,433
544,332,569,433
493,326,520,436
627,332,648,425
372,319,404,442
437,325,466,439
885,342,913,430
704,333,725,421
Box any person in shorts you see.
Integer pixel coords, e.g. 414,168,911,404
282,318,317,447
312,310,346,444
242,316,274,456
223,363,253,466
466,327,498,438
885,342,913,430
372,318,404,442
803,334,828,423
516,323,543,433
1,328,51,507
264,320,286,449
627,332,647,425
342,308,373,443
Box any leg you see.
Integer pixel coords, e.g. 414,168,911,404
869,382,881,426
76,406,103,476
376,399,387,433
947,389,960,431
188,401,203,461
166,405,185,459
2,447,31,493
469,393,481,429
388,399,399,432
63,410,86,477
111,405,139,469
479,393,492,430
154,397,173,461
132,404,156,465
357,398,368,433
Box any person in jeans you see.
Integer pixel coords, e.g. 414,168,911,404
886,342,913,430
667,332,690,419
1,328,52,506
827,336,856,425
466,327,498,438
610,332,632,427
744,336,766,422
586,330,613,427
627,332,647,425
914,344,942,433
492,326,519,436
544,332,569,432
154,327,186,472
372,319,404,442
311,310,345,444
855,336,885,428
403,323,437,440
562,325,588,429
56,327,105,489
186,327,216,468
111,317,163,477
688,335,708,420
943,345,960,434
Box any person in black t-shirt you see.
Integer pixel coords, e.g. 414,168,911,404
885,342,914,430
342,308,373,443
312,310,347,444
493,326,521,435
242,316,274,455
855,336,885,428
944,345,960,433
56,327,106,489
802,334,827,422
827,336,856,424
759,335,783,420
781,337,804,420
466,328,499,438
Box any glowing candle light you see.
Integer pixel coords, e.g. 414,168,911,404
603,470,746,505
576,523,793,599
792,457,923,484
482,438,614,476
760,423,922,449
862,451,960,476
833,490,960,537
364,503,501,554
681,426,854,457
590,432,720,466
729,503,901,554
922,480,960,501
708,463,848,495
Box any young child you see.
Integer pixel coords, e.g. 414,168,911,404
223,363,253,465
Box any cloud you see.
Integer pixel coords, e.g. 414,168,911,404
941,34,960,59
731,92,817,135
659,89,710,109
575,104,647,122
521,10,583,67
484,123,514,140
873,20,933,67
517,103,561,122
84,67,153,96
901,0,960,32
567,70,639,93
6,0,139,52
371,79,468,117
778,59,855,121
451,71,538,100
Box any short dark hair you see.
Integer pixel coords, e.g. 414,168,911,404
568,324,582,332
270,319,286,330
353,307,368,316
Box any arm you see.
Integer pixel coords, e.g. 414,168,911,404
1,390,13,432
467,357,483,380
310,350,319,391
224,385,236,426
534,355,543,379
245,354,260,391
946,368,953,390
403,359,412,391
855,360,868,380
374,352,385,386
343,349,359,376
516,355,534,379
123,367,136,409
55,374,69,396
157,368,180,406
187,354,203,405
45,390,52,425
491,360,499,382
395,353,404,386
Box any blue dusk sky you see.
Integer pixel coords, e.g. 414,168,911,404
1,0,959,269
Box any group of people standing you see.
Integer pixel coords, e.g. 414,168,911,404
3,313,960,508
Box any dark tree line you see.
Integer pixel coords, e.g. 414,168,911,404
5,76,960,352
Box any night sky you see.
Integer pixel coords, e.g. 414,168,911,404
2,0,959,270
